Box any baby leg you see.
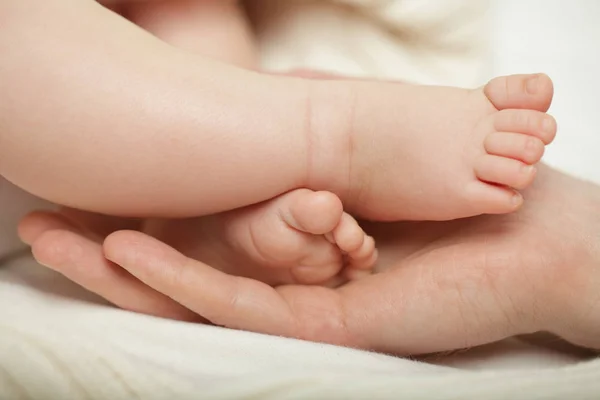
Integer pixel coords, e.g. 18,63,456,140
123,0,257,68
0,1,556,223
122,1,375,283
1,1,308,217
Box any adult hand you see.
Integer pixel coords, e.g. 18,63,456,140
18,165,600,355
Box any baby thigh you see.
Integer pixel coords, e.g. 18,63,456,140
124,0,257,68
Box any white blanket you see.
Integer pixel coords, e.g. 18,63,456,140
2,0,600,398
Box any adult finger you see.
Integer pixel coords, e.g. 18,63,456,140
103,228,535,356
337,234,544,356
19,209,139,243
58,207,141,238
20,212,199,322
104,230,355,345
19,211,83,246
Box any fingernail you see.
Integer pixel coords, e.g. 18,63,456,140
526,75,540,94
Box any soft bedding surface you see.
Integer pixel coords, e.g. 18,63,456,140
2,0,600,398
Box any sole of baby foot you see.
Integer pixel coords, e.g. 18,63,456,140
222,189,377,285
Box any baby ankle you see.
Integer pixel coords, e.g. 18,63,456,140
303,80,356,201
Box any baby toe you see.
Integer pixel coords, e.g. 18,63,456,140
483,73,554,112
283,190,343,235
484,132,545,164
333,214,378,270
475,154,537,190
348,235,376,262
465,182,523,215
493,109,557,144
333,214,366,254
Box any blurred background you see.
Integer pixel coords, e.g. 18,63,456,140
491,0,600,183
253,0,600,182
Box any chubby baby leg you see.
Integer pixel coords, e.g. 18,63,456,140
123,0,257,68
120,1,375,284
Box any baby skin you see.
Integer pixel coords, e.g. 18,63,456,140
124,0,555,284
122,0,377,283
2,1,556,283
115,2,558,226
143,190,377,285
127,66,557,286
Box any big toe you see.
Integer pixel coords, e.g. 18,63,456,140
484,73,554,112
282,190,344,235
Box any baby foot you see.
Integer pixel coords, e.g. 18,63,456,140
324,73,557,221
144,189,377,286
219,189,377,284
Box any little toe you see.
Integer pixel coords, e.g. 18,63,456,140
483,73,554,112
347,236,377,271
484,132,545,164
345,247,378,280
333,214,377,268
466,181,523,215
347,246,378,274
493,109,557,144
333,213,367,254
282,190,343,235
475,154,537,190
